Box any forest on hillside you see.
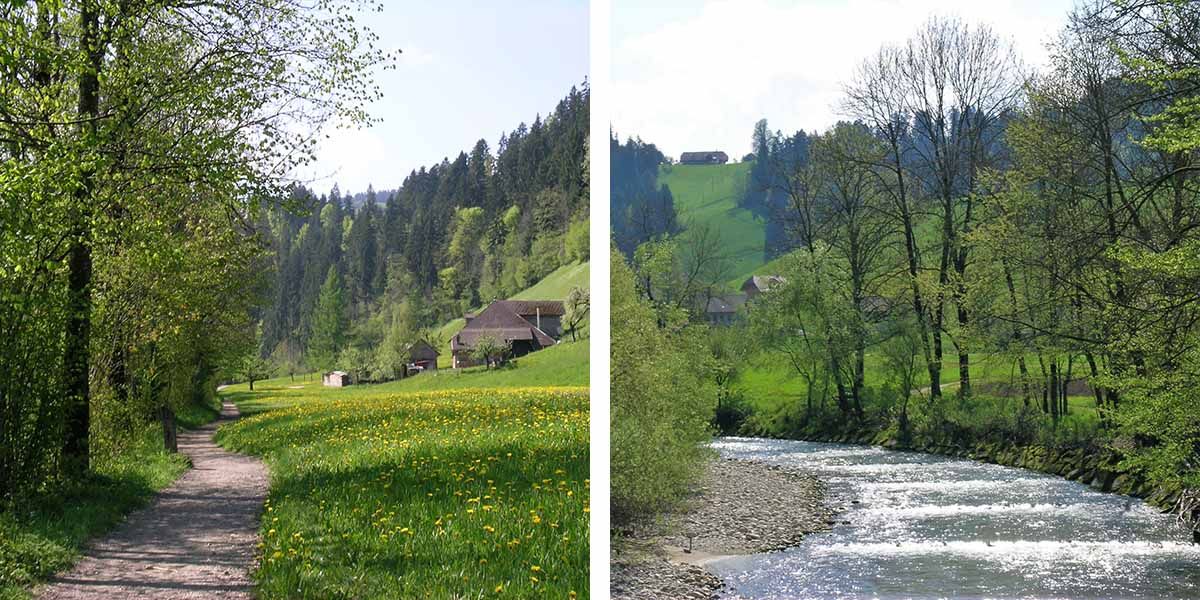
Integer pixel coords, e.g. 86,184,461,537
256,83,590,382
613,0,1200,527
610,135,677,256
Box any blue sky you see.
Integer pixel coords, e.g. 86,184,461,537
304,1,589,198
612,0,1077,160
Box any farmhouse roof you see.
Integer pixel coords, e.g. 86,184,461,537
450,301,556,351
406,339,440,357
705,294,746,314
744,275,785,293
493,300,566,317
679,150,729,164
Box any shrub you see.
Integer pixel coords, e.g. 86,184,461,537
610,248,715,523
564,217,590,264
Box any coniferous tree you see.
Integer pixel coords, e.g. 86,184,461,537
308,266,348,372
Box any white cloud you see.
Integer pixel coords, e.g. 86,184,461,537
302,124,390,195
612,0,1073,158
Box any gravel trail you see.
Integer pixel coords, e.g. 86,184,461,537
38,401,267,600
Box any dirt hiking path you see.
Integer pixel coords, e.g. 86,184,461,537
39,401,267,600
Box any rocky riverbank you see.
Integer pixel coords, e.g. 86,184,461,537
611,458,834,600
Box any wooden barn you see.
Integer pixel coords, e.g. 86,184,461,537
406,340,440,372
679,151,729,165
450,300,564,369
323,370,351,387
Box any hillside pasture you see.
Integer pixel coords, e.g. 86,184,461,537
660,163,765,284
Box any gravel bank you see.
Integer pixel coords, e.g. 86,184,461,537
612,458,834,600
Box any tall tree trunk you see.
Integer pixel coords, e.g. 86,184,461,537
1085,352,1106,426
953,268,971,399
1049,359,1060,421
892,154,938,401
1003,259,1033,405
1062,356,1074,415
160,405,177,453
1038,354,1049,414
931,205,952,401
853,344,865,420
804,374,814,418
62,0,102,473
831,357,850,417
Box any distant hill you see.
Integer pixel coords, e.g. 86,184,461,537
659,161,767,286
344,188,397,207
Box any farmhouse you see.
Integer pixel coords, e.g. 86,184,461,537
679,151,729,165
741,275,785,299
450,300,564,368
406,340,440,371
703,294,746,326
323,370,350,387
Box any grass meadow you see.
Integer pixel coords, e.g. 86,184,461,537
216,382,588,599
658,162,764,283
734,344,1102,445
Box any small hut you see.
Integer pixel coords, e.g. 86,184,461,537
407,340,440,372
323,371,351,387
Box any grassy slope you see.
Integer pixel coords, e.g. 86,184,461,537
510,261,589,301
216,338,588,597
0,396,222,599
660,163,765,284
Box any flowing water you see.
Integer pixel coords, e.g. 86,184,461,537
708,437,1200,599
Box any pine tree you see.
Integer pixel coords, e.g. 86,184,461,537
308,266,347,372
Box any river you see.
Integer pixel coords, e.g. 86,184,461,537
708,437,1200,599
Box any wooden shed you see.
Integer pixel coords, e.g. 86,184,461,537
323,371,351,387
407,340,440,371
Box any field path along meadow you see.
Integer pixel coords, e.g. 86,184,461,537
38,401,267,600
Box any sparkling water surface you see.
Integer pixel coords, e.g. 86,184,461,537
709,437,1200,600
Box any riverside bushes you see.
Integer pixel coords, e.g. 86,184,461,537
610,248,715,523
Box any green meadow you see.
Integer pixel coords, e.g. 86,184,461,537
216,338,589,599
659,162,764,283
